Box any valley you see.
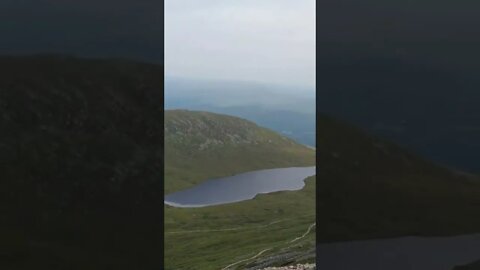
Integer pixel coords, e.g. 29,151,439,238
164,110,316,269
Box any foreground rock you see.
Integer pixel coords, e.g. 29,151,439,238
261,263,315,270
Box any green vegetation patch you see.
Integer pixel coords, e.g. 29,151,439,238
165,177,316,270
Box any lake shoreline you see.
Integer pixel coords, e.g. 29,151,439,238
165,166,316,208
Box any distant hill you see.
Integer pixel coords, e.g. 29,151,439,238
165,77,315,114
178,105,315,147
165,77,316,147
164,110,315,193
0,55,163,269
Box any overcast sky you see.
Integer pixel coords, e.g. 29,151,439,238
165,0,315,89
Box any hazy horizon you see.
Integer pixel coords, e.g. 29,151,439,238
165,0,315,90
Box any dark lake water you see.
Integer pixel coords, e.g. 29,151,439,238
317,234,480,270
164,166,316,207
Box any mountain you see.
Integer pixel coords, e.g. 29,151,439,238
0,55,163,269
175,105,316,147
165,77,316,147
164,110,316,269
316,115,480,242
165,77,315,114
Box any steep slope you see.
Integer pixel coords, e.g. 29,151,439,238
164,110,315,193
316,115,480,242
0,55,163,269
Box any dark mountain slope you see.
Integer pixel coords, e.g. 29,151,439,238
0,55,163,269
316,115,480,242
318,0,480,172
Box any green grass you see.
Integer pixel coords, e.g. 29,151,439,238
164,177,316,270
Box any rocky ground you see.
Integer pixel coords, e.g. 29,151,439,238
261,263,315,270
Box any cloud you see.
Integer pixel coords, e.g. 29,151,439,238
165,0,315,88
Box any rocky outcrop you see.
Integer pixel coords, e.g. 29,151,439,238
261,264,315,270
165,110,297,151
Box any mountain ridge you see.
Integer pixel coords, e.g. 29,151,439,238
165,110,300,148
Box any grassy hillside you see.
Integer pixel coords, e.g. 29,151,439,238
164,110,316,269
316,115,480,242
0,55,164,269
164,110,314,193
